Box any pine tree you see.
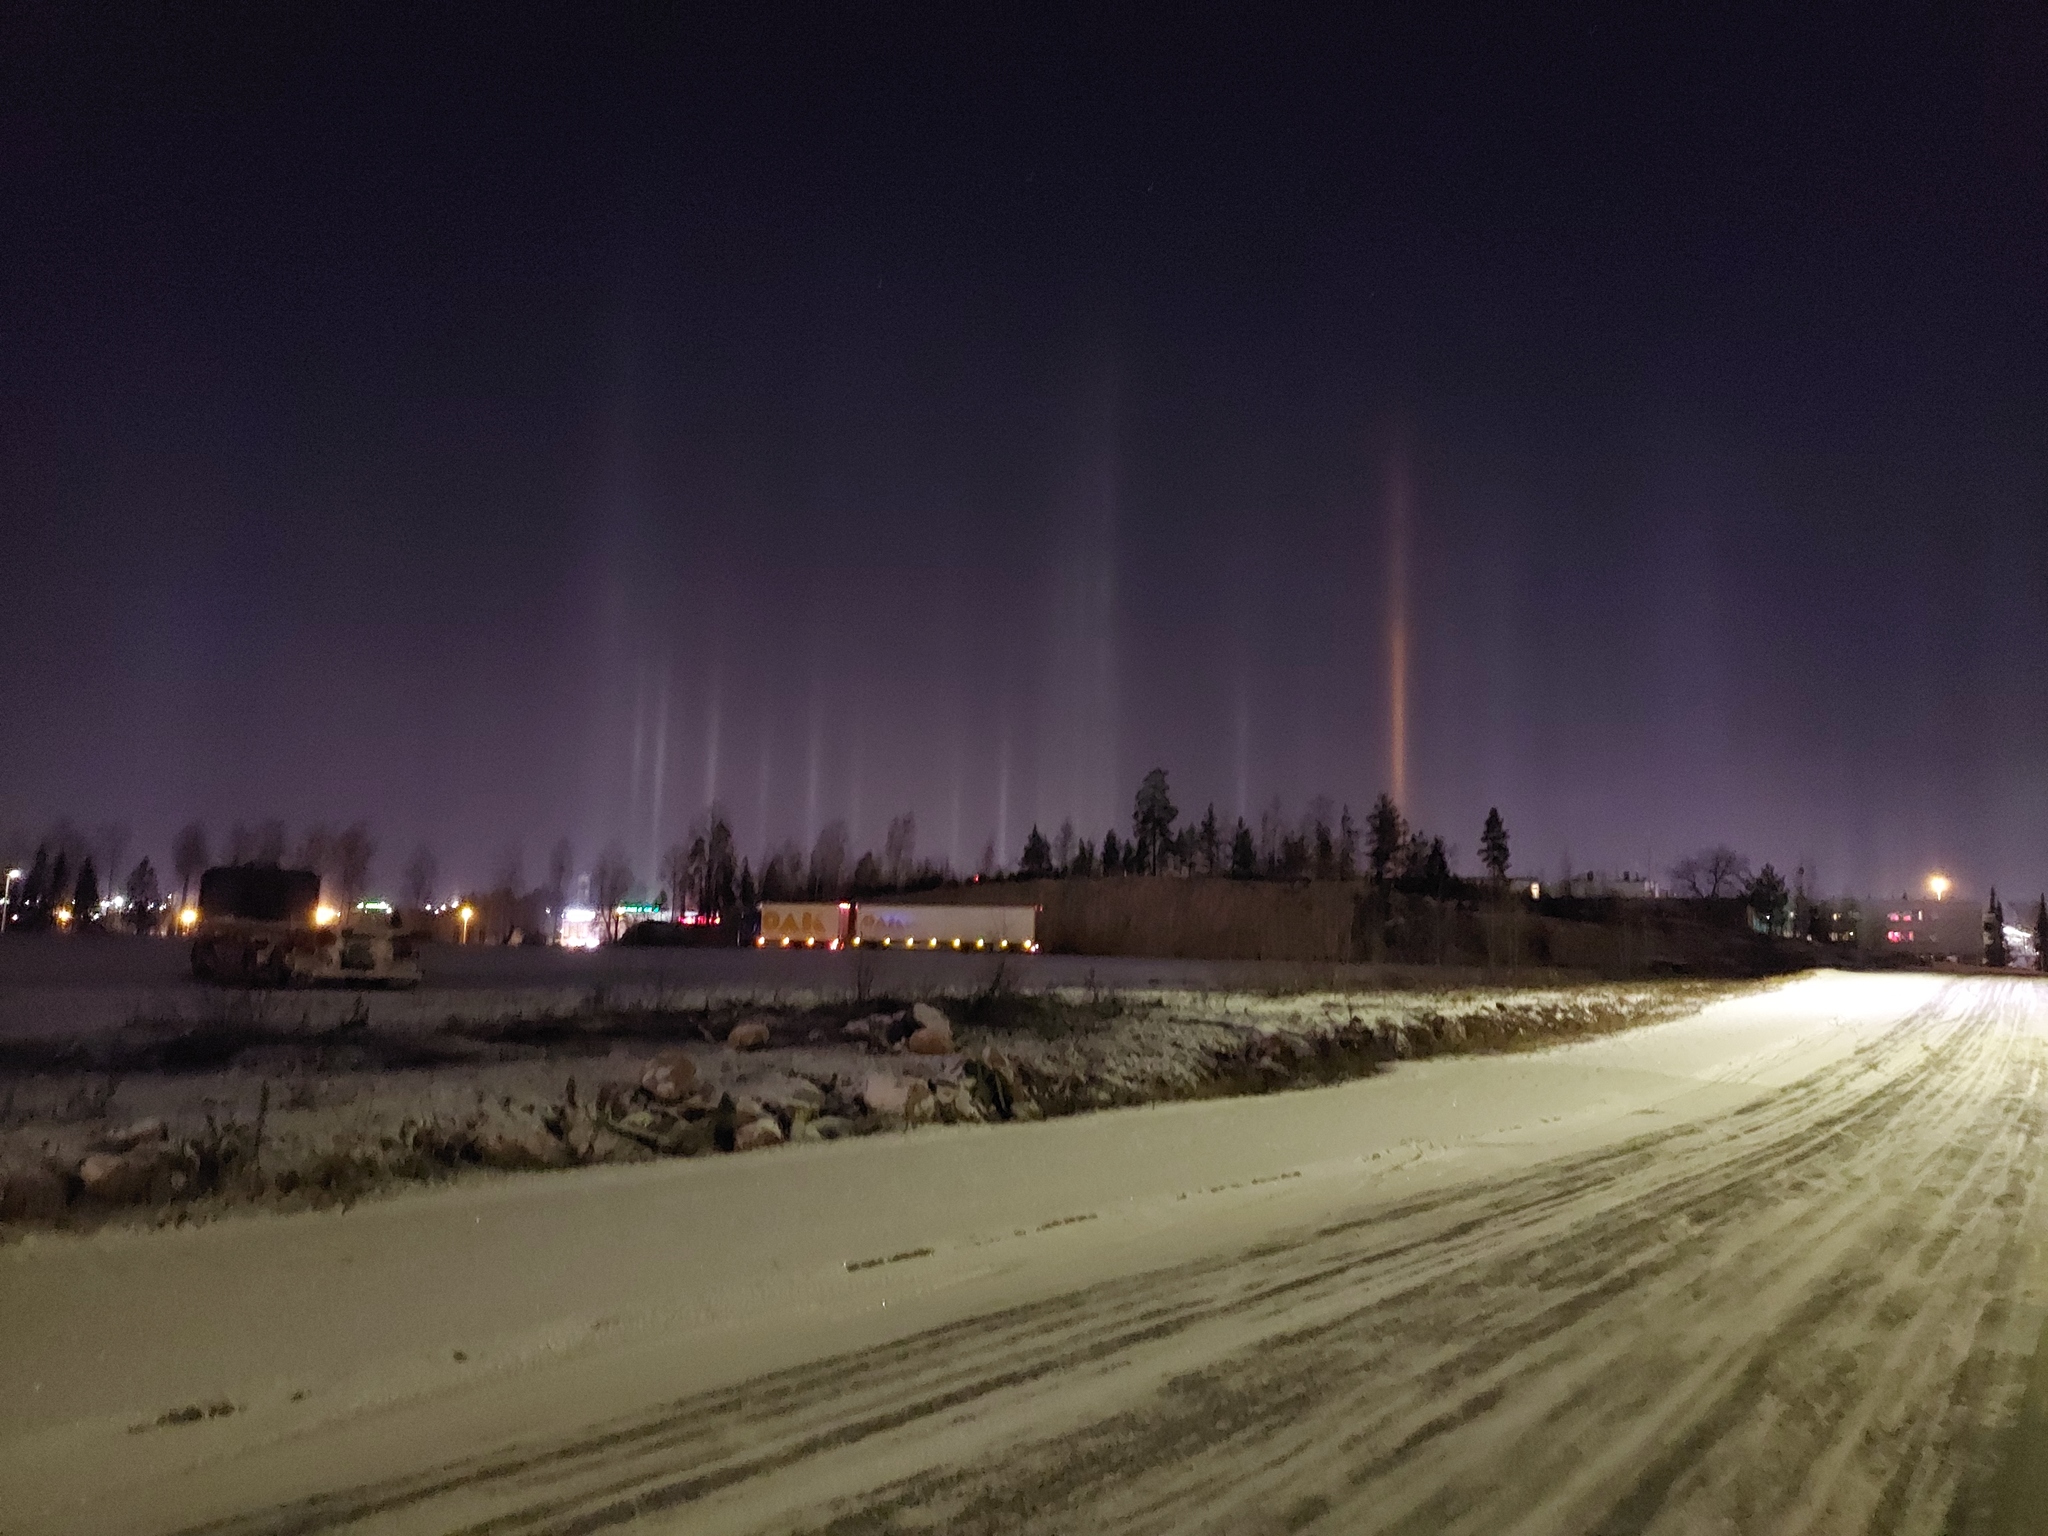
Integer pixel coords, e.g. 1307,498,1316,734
1101,829,1121,874
1197,805,1221,875
1421,836,1451,893
1229,820,1257,879
1366,794,1406,883
1985,889,2009,968
1020,825,1053,878
1337,807,1358,880
72,857,100,922
2034,895,2046,973
1480,808,1511,883
1132,769,1177,875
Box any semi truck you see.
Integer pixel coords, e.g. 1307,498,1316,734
755,900,1037,952
188,864,422,987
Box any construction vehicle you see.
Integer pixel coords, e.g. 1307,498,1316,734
187,865,422,987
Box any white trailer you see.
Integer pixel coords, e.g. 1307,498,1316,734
853,904,1037,951
756,901,852,948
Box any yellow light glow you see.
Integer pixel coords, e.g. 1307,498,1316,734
54,906,72,925
314,905,339,927
1927,874,1952,901
178,906,199,929
458,905,475,922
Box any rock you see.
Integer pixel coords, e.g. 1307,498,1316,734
901,1003,954,1055
808,1115,855,1140
932,1082,985,1123
0,1160,71,1220
78,1147,177,1204
842,1011,901,1043
639,1050,698,1102
582,1128,652,1164
656,1118,716,1156
726,1019,772,1051
904,1079,936,1124
477,1129,571,1170
734,1118,785,1151
102,1117,168,1152
859,1072,912,1115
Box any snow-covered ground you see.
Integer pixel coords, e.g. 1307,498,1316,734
5,971,2046,1534
0,933,1630,1043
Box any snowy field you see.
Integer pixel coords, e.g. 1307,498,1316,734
0,934,1515,1043
5,971,2047,1534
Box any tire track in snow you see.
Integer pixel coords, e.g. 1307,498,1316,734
168,978,2048,1536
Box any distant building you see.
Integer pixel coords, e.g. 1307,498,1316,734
1551,870,1661,899
1858,893,1981,960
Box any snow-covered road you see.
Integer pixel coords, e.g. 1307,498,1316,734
6,972,2047,1534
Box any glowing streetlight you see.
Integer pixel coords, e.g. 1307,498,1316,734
459,904,475,944
1,867,20,932
1927,873,1952,901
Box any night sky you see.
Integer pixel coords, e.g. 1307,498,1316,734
4,5,2044,900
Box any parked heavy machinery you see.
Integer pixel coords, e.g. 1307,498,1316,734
187,864,422,987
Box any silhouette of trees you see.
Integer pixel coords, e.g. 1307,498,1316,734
1229,820,1257,878
883,813,917,885
1132,769,1177,874
591,846,633,941
72,858,100,922
807,821,848,897
1985,890,2009,968
1746,864,1790,931
1366,794,1406,883
172,822,209,904
404,845,440,910
123,857,161,928
1480,808,1511,883
1020,825,1053,878
1670,846,1750,898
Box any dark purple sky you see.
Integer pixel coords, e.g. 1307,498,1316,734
4,5,2044,900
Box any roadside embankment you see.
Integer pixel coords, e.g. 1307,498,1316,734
0,978,1764,1230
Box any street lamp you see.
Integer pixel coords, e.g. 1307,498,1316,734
1927,873,1952,901
1,868,20,933
459,904,475,944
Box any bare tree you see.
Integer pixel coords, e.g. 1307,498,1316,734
491,842,525,895
660,842,692,916
1669,846,1751,898
591,845,633,941
883,813,917,887
92,823,132,891
1052,818,1076,873
335,822,375,903
807,821,848,898
296,824,336,886
403,845,440,910
172,822,209,903
250,819,287,866
545,837,573,933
